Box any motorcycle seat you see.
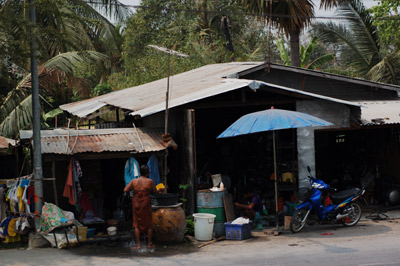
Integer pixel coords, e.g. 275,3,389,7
330,188,361,204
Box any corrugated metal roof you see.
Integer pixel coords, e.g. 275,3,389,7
354,101,400,125
0,136,16,150
19,128,172,155
269,63,400,92
60,62,361,119
60,62,266,118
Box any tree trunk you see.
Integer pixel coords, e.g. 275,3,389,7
201,0,208,30
221,16,234,53
290,27,301,67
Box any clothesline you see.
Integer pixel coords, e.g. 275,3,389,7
0,176,55,184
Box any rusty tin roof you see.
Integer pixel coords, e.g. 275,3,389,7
19,128,172,155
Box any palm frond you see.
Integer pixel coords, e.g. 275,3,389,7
313,0,381,77
83,0,131,23
43,51,109,75
313,21,371,75
319,0,343,10
301,37,319,68
0,95,32,138
276,39,290,65
241,0,314,35
43,108,64,122
306,54,335,70
366,51,400,85
337,0,380,63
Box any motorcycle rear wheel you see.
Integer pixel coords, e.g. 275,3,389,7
343,203,362,226
290,209,308,233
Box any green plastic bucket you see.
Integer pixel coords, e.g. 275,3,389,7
197,207,225,222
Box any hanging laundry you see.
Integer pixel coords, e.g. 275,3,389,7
63,160,75,205
147,154,161,185
27,186,35,213
0,185,8,221
22,185,30,214
16,186,25,212
74,160,83,178
19,179,29,188
124,157,140,186
73,159,82,197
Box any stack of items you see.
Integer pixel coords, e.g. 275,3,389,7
197,180,226,238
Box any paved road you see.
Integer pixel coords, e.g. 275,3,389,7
1,219,400,266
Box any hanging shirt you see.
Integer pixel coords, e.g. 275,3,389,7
147,154,161,185
16,186,25,212
22,186,30,214
63,160,75,205
124,157,140,186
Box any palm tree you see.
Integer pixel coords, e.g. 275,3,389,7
0,51,108,137
277,37,335,70
241,0,314,67
0,0,130,137
314,0,400,85
313,0,389,78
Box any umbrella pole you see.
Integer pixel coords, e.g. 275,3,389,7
273,131,279,232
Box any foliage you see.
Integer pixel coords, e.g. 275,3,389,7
240,0,315,67
0,1,126,136
114,0,276,90
92,83,114,97
369,0,400,52
185,218,194,236
179,183,190,204
277,37,335,69
0,52,108,137
314,0,380,76
313,0,400,85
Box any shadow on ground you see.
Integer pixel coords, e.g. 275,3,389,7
69,239,198,258
282,220,394,239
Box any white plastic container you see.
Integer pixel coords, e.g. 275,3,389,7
192,213,216,241
107,226,117,236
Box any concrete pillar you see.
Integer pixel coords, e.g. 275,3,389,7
296,100,350,190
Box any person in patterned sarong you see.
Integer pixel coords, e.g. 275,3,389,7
124,165,162,250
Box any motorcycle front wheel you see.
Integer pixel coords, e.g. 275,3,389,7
290,209,308,233
343,203,362,226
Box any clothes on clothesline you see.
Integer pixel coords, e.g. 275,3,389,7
0,215,34,243
0,185,8,221
124,157,140,186
63,159,83,210
3,180,33,215
147,154,161,185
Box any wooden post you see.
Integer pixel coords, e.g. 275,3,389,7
184,109,196,215
52,159,58,205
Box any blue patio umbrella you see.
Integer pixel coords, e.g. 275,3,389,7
217,107,333,228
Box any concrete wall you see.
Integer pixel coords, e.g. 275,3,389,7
296,99,351,189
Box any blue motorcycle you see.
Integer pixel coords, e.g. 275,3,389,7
290,167,365,233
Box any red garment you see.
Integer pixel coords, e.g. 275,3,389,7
27,186,35,205
79,192,97,216
132,188,152,232
63,160,75,205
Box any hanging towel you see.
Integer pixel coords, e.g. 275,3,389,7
63,160,75,205
124,157,140,186
147,154,161,185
